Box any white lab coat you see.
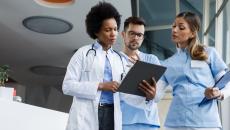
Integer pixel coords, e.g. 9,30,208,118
62,42,124,130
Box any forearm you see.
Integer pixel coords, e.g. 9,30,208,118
154,80,169,102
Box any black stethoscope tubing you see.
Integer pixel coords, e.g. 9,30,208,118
86,44,125,80
86,44,96,57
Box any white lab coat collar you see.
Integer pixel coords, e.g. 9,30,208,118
94,40,114,55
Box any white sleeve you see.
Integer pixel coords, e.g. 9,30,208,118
154,79,169,103
216,70,230,100
62,49,99,100
119,79,170,111
119,92,153,111
221,81,230,100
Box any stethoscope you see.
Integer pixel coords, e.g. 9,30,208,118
86,44,96,57
86,43,126,80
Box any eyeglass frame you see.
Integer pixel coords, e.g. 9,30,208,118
127,31,144,40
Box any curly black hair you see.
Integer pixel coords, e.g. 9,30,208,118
85,1,121,39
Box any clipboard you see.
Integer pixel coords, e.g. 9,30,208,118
118,60,167,97
199,71,230,107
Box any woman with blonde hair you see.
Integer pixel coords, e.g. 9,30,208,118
156,11,230,130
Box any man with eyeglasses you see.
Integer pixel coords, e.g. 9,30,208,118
119,16,161,130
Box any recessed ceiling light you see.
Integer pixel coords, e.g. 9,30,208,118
34,0,74,8
23,16,73,34
43,0,73,3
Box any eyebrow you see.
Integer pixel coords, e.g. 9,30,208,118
128,30,144,34
178,22,185,25
104,26,117,30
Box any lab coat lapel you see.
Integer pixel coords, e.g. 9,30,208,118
93,49,105,81
107,51,122,130
107,52,121,82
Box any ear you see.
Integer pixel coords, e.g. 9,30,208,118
95,32,99,38
190,32,196,38
121,31,125,38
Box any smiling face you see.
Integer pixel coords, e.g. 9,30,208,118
122,23,145,51
95,18,118,50
171,17,195,48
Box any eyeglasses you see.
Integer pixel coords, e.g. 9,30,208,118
127,31,144,40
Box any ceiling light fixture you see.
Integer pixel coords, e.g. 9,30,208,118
23,16,73,34
34,0,74,8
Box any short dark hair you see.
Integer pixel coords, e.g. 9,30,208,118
85,2,121,39
123,16,146,31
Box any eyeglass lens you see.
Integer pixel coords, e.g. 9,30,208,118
128,31,144,39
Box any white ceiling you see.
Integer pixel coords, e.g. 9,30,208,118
0,0,132,89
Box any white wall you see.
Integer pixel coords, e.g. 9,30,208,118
221,98,230,130
221,2,230,130
0,99,68,130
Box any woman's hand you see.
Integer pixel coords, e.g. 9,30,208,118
98,81,120,93
138,77,157,100
204,87,223,99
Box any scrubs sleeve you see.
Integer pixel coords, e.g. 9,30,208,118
208,47,230,100
208,47,228,80
119,92,154,111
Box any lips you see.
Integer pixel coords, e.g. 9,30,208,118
172,34,177,39
131,42,138,46
110,39,116,42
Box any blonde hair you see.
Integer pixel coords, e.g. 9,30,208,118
177,12,208,61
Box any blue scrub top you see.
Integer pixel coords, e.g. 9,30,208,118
99,47,114,104
161,47,228,128
99,55,114,104
120,51,160,130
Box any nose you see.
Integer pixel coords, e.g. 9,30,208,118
172,26,178,33
111,30,118,37
172,28,176,33
133,34,139,39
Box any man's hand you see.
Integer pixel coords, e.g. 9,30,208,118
204,87,223,99
138,77,156,100
98,81,120,93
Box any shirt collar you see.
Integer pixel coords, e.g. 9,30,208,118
120,50,140,61
176,47,189,53
94,40,114,54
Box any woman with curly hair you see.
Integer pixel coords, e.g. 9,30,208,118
62,2,123,130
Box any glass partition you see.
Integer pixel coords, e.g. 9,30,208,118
139,0,175,26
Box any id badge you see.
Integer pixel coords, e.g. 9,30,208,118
191,60,207,68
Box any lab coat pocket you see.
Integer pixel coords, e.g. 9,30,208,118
74,97,96,129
